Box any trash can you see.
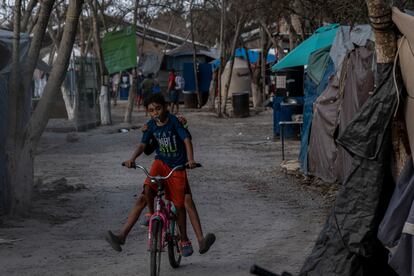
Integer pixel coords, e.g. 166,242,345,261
232,92,249,118
183,91,198,108
272,96,303,139
119,87,129,100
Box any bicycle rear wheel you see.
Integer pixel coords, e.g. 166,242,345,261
168,220,181,268
150,220,162,276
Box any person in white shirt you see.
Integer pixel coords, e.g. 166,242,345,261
172,73,185,114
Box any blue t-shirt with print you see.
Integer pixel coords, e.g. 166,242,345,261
141,112,190,168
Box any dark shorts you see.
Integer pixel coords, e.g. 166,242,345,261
169,89,180,103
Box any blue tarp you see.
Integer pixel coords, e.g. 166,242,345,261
183,62,212,93
211,48,276,70
299,59,335,173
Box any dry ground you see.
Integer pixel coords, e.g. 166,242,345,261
0,103,333,276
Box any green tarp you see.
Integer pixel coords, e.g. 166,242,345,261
307,46,332,85
102,26,137,74
272,24,339,71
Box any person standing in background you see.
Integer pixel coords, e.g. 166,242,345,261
167,69,176,108
135,70,144,111
173,72,185,114
119,71,131,101
142,73,154,116
112,73,120,106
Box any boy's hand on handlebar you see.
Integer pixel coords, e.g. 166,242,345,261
186,160,197,169
123,160,135,168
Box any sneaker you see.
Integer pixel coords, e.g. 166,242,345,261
140,213,152,227
199,233,216,254
105,230,124,252
179,240,194,257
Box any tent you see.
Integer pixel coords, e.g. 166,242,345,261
220,57,251,99
271,24,339,71
306,25,374,182
298,47,335,173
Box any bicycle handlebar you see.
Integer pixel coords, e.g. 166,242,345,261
122,162,201,181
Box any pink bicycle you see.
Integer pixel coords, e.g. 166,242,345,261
127,162,200,276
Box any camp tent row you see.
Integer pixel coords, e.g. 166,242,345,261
272,8,414,275
272,23,374,184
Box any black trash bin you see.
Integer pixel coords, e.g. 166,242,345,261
183,92,198,108
232,92,249,117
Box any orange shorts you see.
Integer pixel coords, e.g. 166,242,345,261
144,159,191,207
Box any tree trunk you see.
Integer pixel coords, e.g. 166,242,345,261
124,0,139,123
6,0,23,215
88,0,111,125
20,0,55,129
260,26,267,108
9,0,84,215
222,17,243,115
207,70,217,110
21,0,38,32
260,21,286,59
217,0,226,117
366,0,405,177
365,0,397,63
61,83,76,120
190,0,201,108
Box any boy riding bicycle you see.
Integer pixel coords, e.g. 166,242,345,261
106,93,215,257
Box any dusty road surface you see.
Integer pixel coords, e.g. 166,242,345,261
0,104,329,276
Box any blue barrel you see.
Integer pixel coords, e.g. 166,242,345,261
272,96,303,138
119,87,129,100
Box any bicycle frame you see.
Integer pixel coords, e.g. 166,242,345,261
147,177,177,252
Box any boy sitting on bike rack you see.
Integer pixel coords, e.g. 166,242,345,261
105,93,215,257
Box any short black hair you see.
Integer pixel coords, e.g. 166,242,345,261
144,93,166,108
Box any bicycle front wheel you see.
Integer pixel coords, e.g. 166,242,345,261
168,220,181,268
150,220,162,276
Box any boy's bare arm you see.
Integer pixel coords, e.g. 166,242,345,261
124,143,146,167
184,138,196,169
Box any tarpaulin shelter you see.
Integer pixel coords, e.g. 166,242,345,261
300,62,399,276
299,22,401,276
299,46,335,173
307,26,374,182
211,48,276,70
271,24,339,71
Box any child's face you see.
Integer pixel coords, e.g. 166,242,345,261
147,102,167,122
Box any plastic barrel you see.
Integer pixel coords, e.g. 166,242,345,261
232,92,249,117
183,92,198,108
119,87,129,100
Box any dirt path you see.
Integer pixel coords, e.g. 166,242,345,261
0,104,329,276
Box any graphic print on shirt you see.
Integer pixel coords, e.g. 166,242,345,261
155,130,178,158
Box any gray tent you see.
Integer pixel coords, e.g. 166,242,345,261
308,43,374,183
